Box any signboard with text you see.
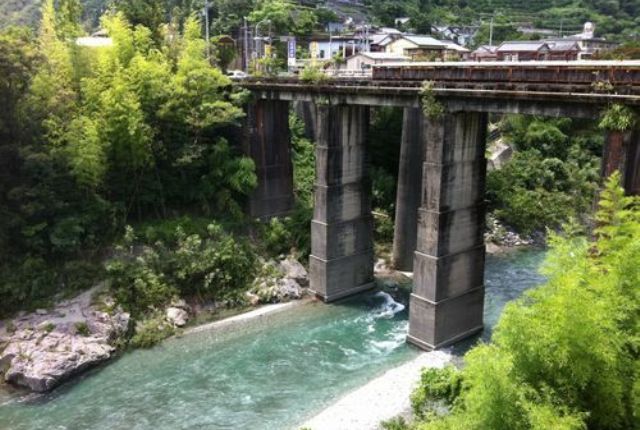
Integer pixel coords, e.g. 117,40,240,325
288,38,297,67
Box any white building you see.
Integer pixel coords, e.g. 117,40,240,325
344,52,409,71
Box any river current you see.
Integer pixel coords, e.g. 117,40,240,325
0,249,545,430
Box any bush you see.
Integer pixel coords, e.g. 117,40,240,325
486,148,599,234
411,366,463,420
106,222,257,315
260,203,313,258
170,223,257,301
299,64,329,84
413,175,640,430
487,116,601,234
0,257,103,318
381,416,411,430
74,321,90,336
129,312,175,349
106,247,177,317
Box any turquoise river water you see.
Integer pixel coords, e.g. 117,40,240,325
0,249,545,430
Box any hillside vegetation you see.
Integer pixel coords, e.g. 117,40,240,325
3,0,640,43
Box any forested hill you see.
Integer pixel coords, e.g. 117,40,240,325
0,0,107,29
365,0,640,40
2,0,639,42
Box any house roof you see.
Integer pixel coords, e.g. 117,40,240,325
400,35,446,47
370,34,393,46
546,40,580,51
443,42,469,52
379,27,402,34
474,45,498,54
497,41,549,52
353,52,409,60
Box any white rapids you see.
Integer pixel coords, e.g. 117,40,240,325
372,291,406,319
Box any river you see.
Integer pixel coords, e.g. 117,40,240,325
0,249,545,430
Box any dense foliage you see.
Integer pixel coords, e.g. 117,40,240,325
365,0,640,43
258,113,315,258
487,115,602,233
404,174,640,429
0,1,256,317
106,222,257,317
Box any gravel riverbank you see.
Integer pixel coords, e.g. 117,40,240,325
300,350,453,430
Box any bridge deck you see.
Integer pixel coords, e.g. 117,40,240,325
240,61,640,112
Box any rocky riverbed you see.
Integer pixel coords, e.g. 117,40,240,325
0,255,310,393
0,286,129,392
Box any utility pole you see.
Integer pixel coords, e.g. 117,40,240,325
204,0,210,60
243,17,249,72
489,16,494,46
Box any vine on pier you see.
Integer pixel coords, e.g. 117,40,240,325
419,81,445,119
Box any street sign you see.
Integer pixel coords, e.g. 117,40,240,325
288,38,297,67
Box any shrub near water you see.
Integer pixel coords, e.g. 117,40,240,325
106,222,257,316
410,174,640,430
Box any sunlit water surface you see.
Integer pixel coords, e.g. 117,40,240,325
0,249,545,430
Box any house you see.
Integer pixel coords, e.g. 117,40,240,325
386,35,444,59
442,41,470,60
431,25,477,47
469,45,498,62
495,41,550,61
385,35,468,60
369,33,399,52
309,35,362,60
344,52,409,71
546,40,581,61
545,22,617,60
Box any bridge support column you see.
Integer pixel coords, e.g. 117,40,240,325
602,129,640,195
392,108,427,271
310,104,374,301
408,112,488,351
244,100,294,218
293,101,317,141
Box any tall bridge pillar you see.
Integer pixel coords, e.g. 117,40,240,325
309,104,375,301
603,129,640,195
392,108,427,271
408,111,488,350
243,100,294,218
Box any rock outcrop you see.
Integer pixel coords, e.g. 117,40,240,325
0,287,129,392
165,307,189,327
251,256,309,304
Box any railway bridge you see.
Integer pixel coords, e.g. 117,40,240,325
239,61,640,350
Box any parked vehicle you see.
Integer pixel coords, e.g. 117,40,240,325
227,70,248,79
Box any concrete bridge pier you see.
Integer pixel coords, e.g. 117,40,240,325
602,129,640,195
243,100,295,218
392,108,427,271
408,111,488,350
310,104,375,301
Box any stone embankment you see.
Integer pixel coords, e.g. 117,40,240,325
0,287,129,392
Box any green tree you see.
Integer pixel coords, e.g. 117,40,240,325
413,174,640,430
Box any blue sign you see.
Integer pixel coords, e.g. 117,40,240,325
288,38,296,58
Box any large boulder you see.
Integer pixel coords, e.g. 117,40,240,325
279,257,309,287
0,290,130,393
2,332,114,392
165,307,189,327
